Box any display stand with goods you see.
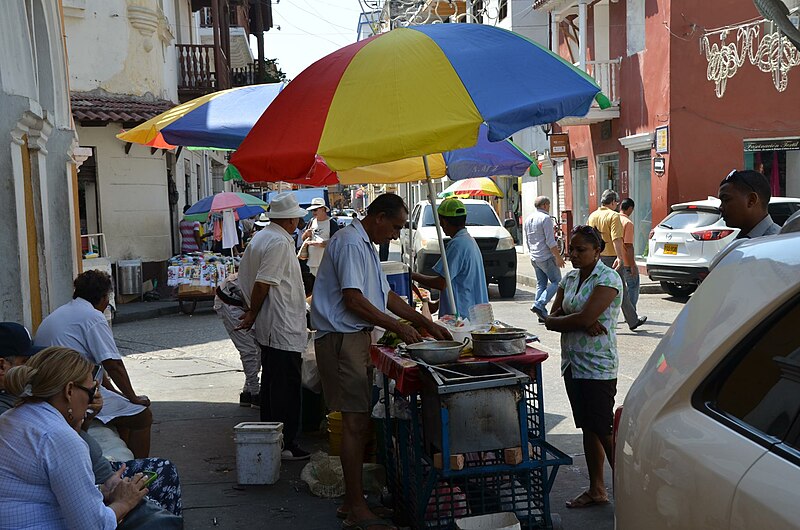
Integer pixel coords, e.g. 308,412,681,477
167,252,239,314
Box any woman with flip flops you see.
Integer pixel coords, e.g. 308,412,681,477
544,225,623,509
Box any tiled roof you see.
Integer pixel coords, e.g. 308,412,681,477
71,91,175,124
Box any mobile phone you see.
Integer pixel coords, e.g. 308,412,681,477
142,471,158,487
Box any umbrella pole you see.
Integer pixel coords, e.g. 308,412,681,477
406,181,414,307
423,155,458,317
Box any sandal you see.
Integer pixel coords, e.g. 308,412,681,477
337,506,394,520
341,518,397,530
565,490,610,509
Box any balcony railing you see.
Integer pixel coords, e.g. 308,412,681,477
177,44,218,93
585,58,621,106
232,61,280,87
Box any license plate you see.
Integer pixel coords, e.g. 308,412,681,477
663,243,678,255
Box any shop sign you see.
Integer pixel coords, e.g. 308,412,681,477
653,156,665,175
743,138,800,152
655,126,669,154
550,133,570,160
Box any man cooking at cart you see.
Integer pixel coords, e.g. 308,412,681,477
411,198,488,318
311,193,451,530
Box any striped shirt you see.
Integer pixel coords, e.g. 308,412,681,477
179,220,201,253
0,402,117,529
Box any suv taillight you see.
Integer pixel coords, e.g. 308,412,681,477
648,229,655,239
691,229,734,241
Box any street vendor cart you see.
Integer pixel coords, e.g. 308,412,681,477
168,253,238,315
371,343,571,529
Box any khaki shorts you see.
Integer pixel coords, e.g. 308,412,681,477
315,330,374,413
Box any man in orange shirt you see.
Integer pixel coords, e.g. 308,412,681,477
619,198,640,310
587,190,646,331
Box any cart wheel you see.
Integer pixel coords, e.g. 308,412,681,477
179,300,197,315
550,513,563,530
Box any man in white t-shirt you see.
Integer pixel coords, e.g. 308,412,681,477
34,270,153,458
301,197,339,277
237,192,310,461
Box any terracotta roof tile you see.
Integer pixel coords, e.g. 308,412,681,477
71,91,175,124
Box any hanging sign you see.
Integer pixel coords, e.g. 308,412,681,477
549,133,570,160
653,156,665,175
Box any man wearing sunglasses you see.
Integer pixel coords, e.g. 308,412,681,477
0,323,44,414
719,170,781,239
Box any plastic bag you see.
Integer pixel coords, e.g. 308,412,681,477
301,331,321,393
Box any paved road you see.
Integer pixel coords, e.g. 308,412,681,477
113,284,685,529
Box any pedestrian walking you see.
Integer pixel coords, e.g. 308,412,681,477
524,196,565,323
618,198,640,310
587,190,646,331
412,198,488,318
544,225,622,509
237,192,310,461
719,169,781,238
311,193,451,530
179,205,203,254
214,273,261,407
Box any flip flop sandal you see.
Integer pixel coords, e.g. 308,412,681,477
337,506,394,520
565,490,610,509
341,518,397,530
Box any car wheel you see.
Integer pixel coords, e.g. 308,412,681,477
498,277,516,298
660,281,697,298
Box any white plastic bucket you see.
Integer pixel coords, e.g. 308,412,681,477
233,422,283,485
455,512,521,530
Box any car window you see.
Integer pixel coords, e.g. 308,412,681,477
421,204,500,227
706,300,800,443
768,202,800,226
659,210,721,230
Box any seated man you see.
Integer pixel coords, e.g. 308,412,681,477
0,322,182,516
35,270,153,458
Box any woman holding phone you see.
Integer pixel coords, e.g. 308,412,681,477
544,225,622,509
0,347,149,528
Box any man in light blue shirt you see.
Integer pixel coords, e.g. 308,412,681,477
311,193,450,529
412,198,489,318
524,196,565,322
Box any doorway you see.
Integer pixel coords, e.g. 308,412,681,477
572,158,589,225
631,150,652,256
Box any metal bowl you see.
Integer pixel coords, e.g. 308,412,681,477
403,340,468,365
470,327,527,341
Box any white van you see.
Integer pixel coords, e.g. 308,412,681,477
400,199,518,298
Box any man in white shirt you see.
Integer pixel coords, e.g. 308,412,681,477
238,192,310,461
524,196,565,322
35,270,153,458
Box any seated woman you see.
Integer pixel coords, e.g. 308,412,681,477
0,347,175,528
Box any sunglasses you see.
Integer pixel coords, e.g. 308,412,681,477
723,169,756,193
73,382,98,403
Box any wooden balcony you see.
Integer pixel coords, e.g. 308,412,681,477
177,44,231,100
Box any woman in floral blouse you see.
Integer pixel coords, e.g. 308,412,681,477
545,225,623,509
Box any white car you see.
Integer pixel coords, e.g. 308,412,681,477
615,229,800,529
646,196,800,297
400,199,518,298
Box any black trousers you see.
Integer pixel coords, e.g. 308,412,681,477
259,345,302,448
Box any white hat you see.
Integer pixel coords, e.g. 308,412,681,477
306,197,329,211
267,192,308,219
254,212,269,227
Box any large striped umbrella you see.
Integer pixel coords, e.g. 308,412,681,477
117,83,285,150
231,24,606,313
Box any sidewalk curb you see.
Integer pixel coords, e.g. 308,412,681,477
112,304,181,324
517,273,663,295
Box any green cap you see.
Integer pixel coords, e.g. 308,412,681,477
437,198,466,217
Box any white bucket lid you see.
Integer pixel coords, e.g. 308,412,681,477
233,422,284,433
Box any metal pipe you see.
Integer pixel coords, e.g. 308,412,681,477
423,155,457,316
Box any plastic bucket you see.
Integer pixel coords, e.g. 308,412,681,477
233,422,283,485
